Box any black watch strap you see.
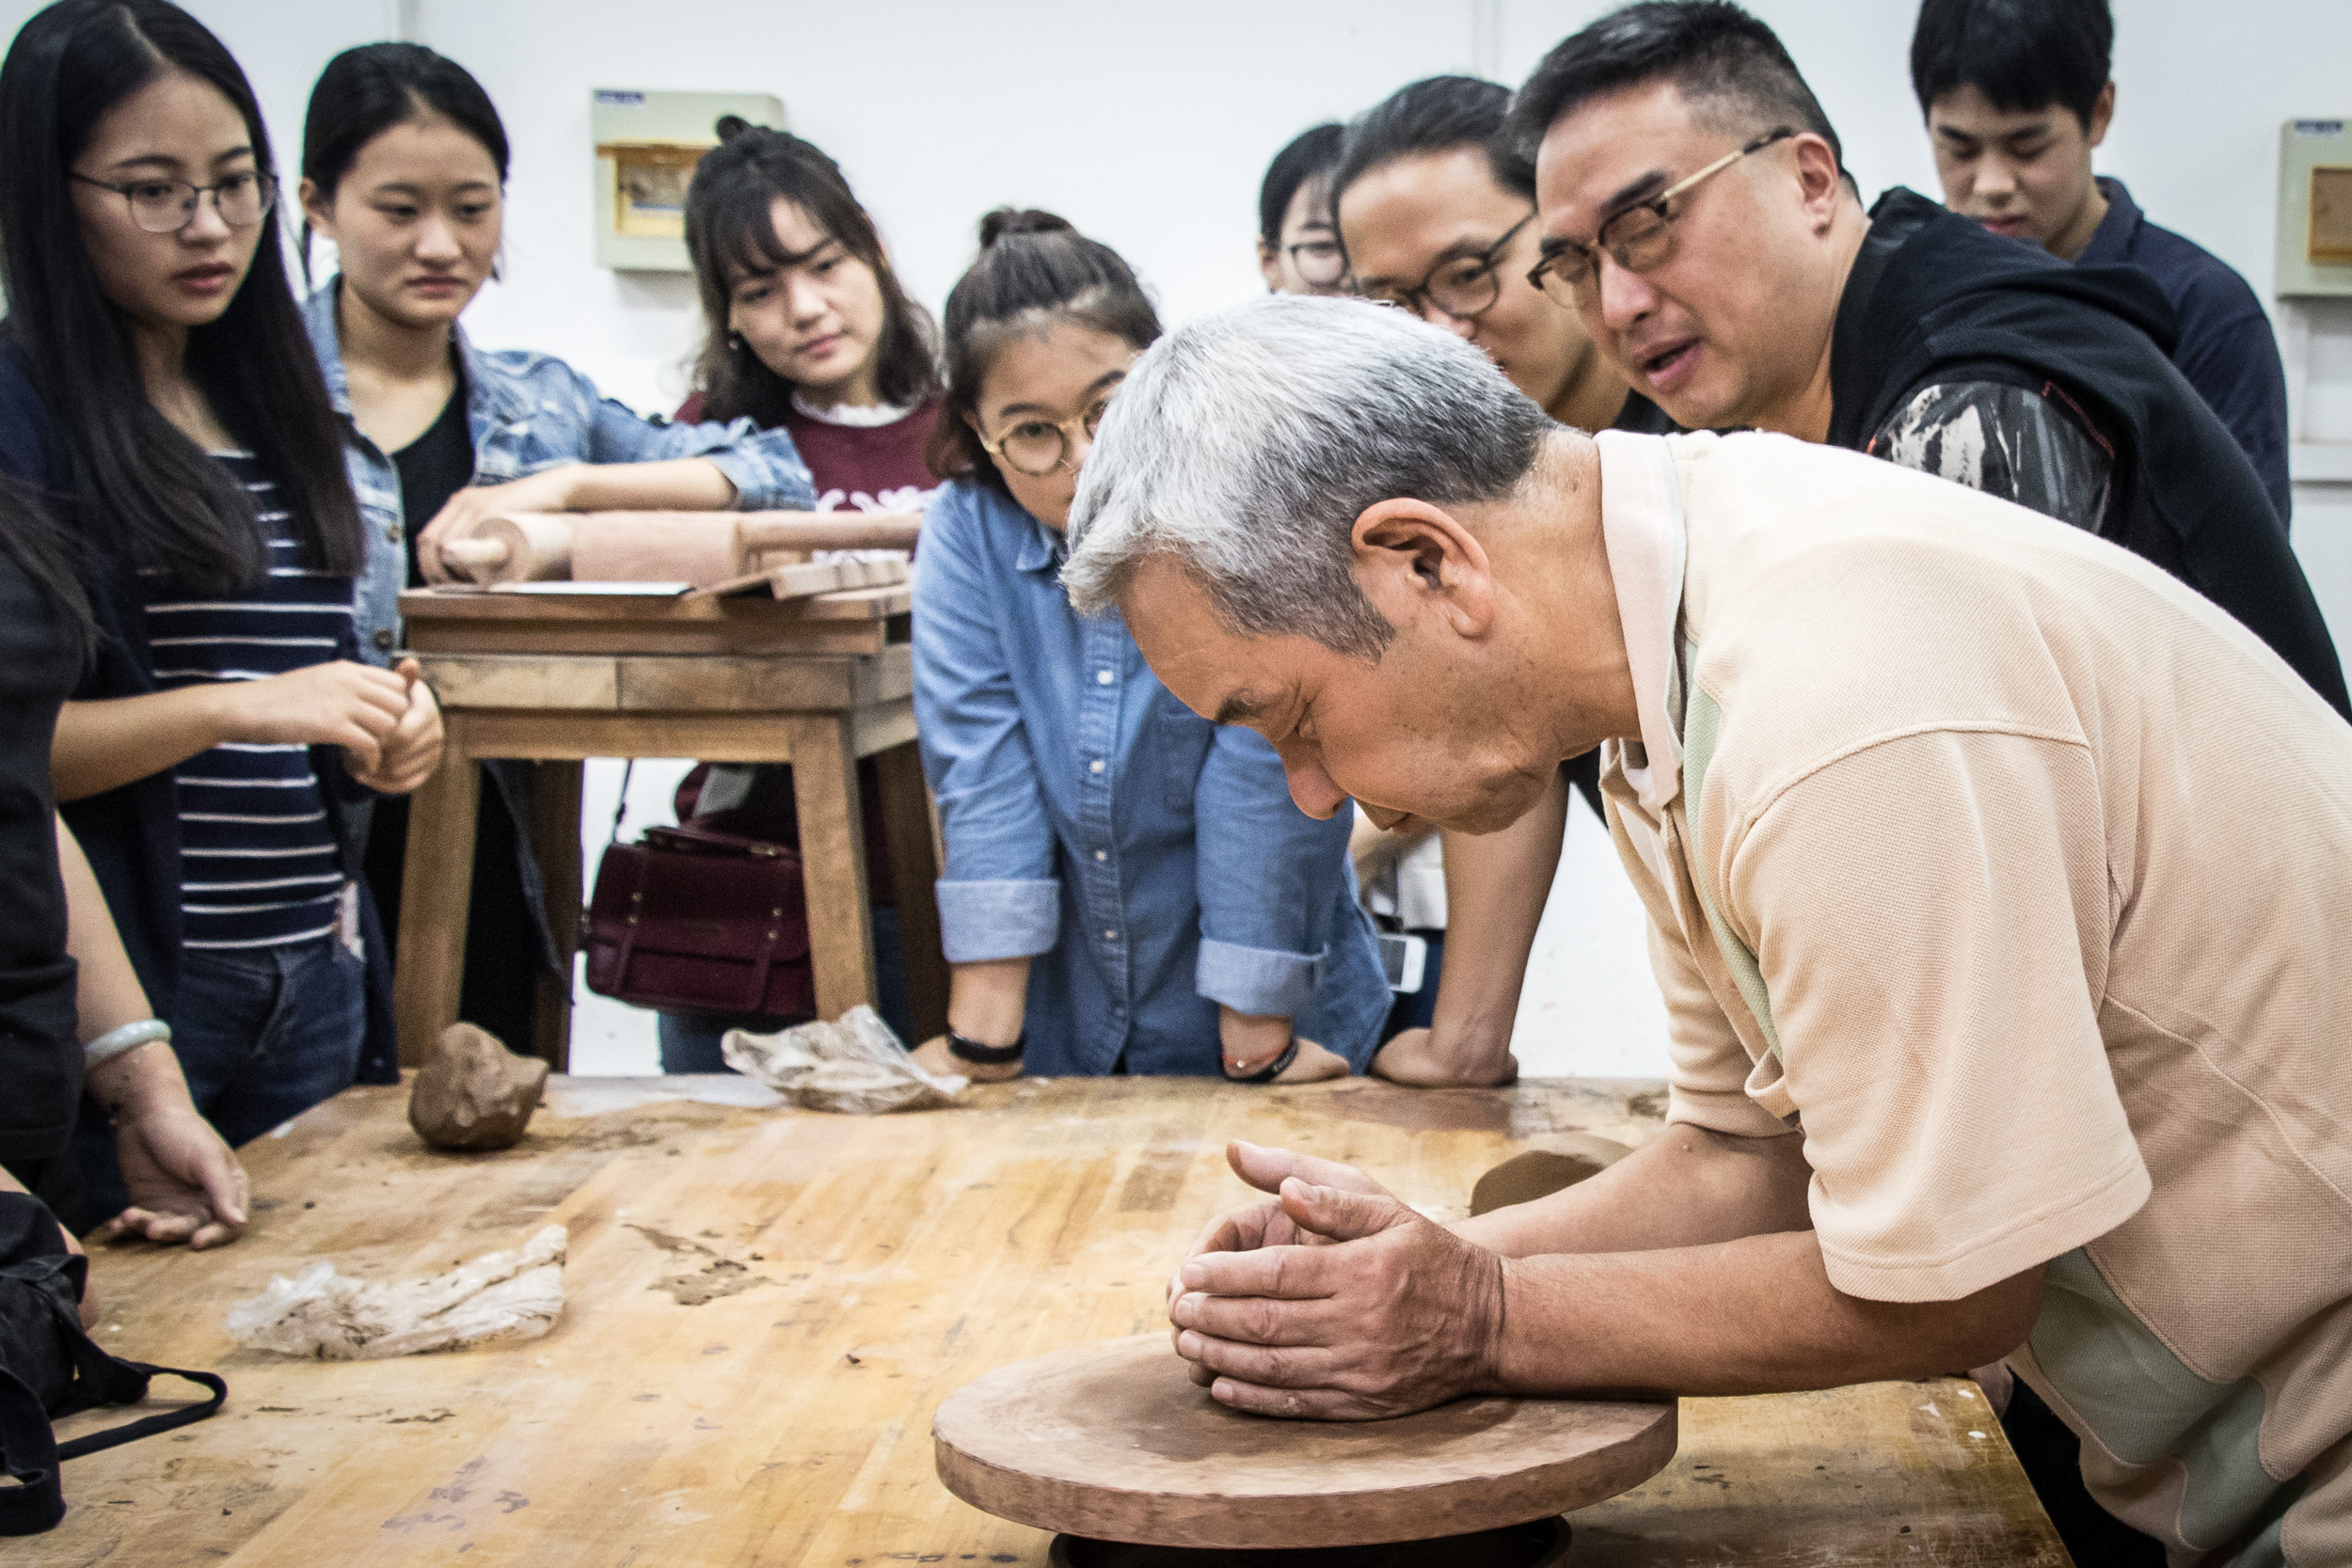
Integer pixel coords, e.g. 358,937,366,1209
946,1028,1025,1066
1224,1037,1298,1085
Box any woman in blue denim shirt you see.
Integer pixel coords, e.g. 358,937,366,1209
906,211,1387,1085
294,45,818,1050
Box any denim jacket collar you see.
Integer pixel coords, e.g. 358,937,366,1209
302,277,532,441
1012,505,1066,577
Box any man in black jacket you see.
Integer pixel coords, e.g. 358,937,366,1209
1497,0,2346,720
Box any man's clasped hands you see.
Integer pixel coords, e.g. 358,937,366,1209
1165,1141,1513,1421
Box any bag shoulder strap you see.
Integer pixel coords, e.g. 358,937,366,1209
0,1364,63,1535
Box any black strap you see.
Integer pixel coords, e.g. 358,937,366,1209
946,1029,1025,1066
0,1364,63,1536
1224,1037,1298,1085
52,1363,226,1462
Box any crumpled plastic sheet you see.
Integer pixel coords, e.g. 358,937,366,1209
721,1004,965,1114
225,1225,567,1360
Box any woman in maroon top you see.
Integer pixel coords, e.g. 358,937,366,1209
659,119,944,1070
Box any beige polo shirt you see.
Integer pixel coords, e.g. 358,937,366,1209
1590,429,2352,1567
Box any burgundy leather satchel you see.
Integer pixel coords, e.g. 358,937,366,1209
583,820,816,1021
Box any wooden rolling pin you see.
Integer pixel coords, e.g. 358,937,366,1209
437,514,577,586
567,511,924,586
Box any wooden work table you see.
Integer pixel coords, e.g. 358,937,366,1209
38,1076,2069,1566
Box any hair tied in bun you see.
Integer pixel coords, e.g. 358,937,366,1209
977,207,1076,248
714,113,755,142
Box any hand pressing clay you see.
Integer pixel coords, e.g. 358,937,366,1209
226,1225,566,1360
408,1022,548,1151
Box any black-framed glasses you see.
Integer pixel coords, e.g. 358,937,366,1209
72,169,278,234
1357,213,1535,322
1285,238,1347,289
1525,129,1793,304
977,396,1114,478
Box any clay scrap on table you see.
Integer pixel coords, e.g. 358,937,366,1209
226,1225,567,1360
723,1004,964,1114
408,1022,548,1151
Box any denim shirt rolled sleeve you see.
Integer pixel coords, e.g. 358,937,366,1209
910,480,1388,1076
1193,724,1347,1018
914,491,1062,964
554,364,817,512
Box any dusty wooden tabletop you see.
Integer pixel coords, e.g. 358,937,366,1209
36,1074,2068,1565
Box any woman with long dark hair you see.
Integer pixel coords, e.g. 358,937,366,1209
653,119,945,1069
0,0,442,1212
293,42,818,1051
908,210,1388,1084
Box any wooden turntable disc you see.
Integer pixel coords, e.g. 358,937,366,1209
931,1335,1677,1550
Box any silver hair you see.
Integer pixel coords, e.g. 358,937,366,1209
1062,293,1552,658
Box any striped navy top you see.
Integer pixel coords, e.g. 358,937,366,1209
143,452,353,951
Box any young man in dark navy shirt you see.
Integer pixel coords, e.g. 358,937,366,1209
1911,0,2293,523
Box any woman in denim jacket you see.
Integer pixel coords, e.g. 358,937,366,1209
294,44,816,1051
908,211,1388,1085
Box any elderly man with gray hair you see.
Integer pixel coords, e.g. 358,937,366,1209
1064,294,2352,1565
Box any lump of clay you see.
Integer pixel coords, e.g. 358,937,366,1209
227,1225,566,1360
1469,1132,1636,1217
408,1022,548,1151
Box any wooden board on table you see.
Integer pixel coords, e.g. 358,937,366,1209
688,556,911,603
35,1076,2065,1567
399,584,908,656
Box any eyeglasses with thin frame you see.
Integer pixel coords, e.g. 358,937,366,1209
977,395,1115,478
1525,128,1793,304
71,169,278,235
1285,238,1347,289
1356,213,1535,322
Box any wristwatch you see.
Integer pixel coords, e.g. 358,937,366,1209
946,1028,1025,1066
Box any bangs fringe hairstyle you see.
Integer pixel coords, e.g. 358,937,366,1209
0,0,361,594
300,40,511,286
1909,0,2113,128
1258,121,1343,248
685,118,940,422
928,208,1160,495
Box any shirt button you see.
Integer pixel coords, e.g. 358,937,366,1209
1096,669,1114,685
386,523,404,544
1089,759,1105,775
372,628,394,651
1103,929,1119,942
1093,849,1107,862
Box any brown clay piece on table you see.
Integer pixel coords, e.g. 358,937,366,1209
932,1335,1676,1551
1469,1132,1636,1217
407,1022,549,1151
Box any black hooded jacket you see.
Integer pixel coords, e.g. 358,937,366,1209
1829,189,2347,720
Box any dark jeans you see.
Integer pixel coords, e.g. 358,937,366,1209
657,906,911,1073
74,935,365,1225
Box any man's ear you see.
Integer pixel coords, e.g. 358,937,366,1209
2086,81,2115,149
1789,134,1847,233
1351,498,1495,639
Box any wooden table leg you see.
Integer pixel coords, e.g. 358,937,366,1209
785,712,878,1022
393,718,480,1067
874,741,948,1043
528,760,584,1070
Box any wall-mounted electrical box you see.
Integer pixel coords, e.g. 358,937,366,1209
592,87,784,273
2278,119,2352,297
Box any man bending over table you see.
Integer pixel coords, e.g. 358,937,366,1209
1060,295,2352,1568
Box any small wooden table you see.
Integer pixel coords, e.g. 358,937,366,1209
393,586,951,1067
40,1076,2070,1566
